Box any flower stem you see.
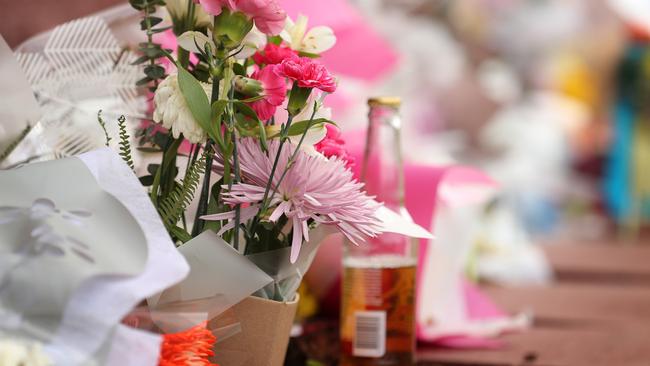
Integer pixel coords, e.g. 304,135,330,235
258,115,294,212
268,103,319,200
192,77,221,236
226,77,243,251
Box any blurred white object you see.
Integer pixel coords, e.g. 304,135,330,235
607,0,650,35
480,92,589,235
0,36,41,158
474,202,553,285
0,338,51,366
418,173,533,341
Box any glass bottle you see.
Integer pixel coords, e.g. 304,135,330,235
340,97,417,366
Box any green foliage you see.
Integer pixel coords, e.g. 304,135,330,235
0,125,31,163
178,67,212,134
129,0,165,12
129,0,169,91
158,148,209,242
118,115,135,170
283,118,336,137
96,110,112,147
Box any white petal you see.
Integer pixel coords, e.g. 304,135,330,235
289,123,327,147
280,17,296,44
236,27,267,59
301,26,336,54
288,15,309,50
177,31,214,54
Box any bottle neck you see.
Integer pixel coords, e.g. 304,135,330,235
361,105,405,210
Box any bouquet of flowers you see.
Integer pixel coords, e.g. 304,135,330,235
126,0,381,275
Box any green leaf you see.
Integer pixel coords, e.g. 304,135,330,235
212,100,228,121
211,100,228,143
147,163,160,176
232,63,246,76
233,101,261,124
131,55,150,65
144,64,166,79
136,76,153,86
137,146,163,153
169,225,192,243
202,181,225,234
139,175,155,186
258,118,268,152
238,95,265,103
177,66,212,133
286,118,336,136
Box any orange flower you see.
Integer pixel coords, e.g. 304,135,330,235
159,322,218,366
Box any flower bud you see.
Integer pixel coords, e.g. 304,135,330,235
213,9,254,49
287,84,312,116
234,75,264,97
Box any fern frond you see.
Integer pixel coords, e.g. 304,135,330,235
117,115,135,170
158,150,209,239
0,125,32,163
96,110,112,147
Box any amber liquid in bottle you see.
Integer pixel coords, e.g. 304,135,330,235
340,97,416,366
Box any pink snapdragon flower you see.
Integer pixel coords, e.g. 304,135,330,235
249,66,287,121
203,138,381,263
315,124,354,168
275,57,337,93
253,43,299,66
195,0,286,35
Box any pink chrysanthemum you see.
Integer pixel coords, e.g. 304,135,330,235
203,138,381,263
253,43,299,66
195,0,286,35
249,65,287,121
275,57,337,93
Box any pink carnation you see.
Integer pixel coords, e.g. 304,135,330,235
249,66,287,121
196,0,286,35
275,57,337,93
253,43,299,66
315,124,354,168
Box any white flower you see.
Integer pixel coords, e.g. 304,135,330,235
237,26,268,59
0,339,51,366
178,28,266,60
153,73,212,143
166,0,211,28
177,31,214,55
280,15,336,55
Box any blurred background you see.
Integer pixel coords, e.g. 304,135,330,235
3,0,650,364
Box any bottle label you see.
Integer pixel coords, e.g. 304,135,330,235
353,310,386,358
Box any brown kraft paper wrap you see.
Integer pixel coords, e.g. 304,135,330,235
211,295,299,366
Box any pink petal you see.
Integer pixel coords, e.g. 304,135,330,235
290,216,303,263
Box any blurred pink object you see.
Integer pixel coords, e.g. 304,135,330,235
278,0,399,83
307,129,518,348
